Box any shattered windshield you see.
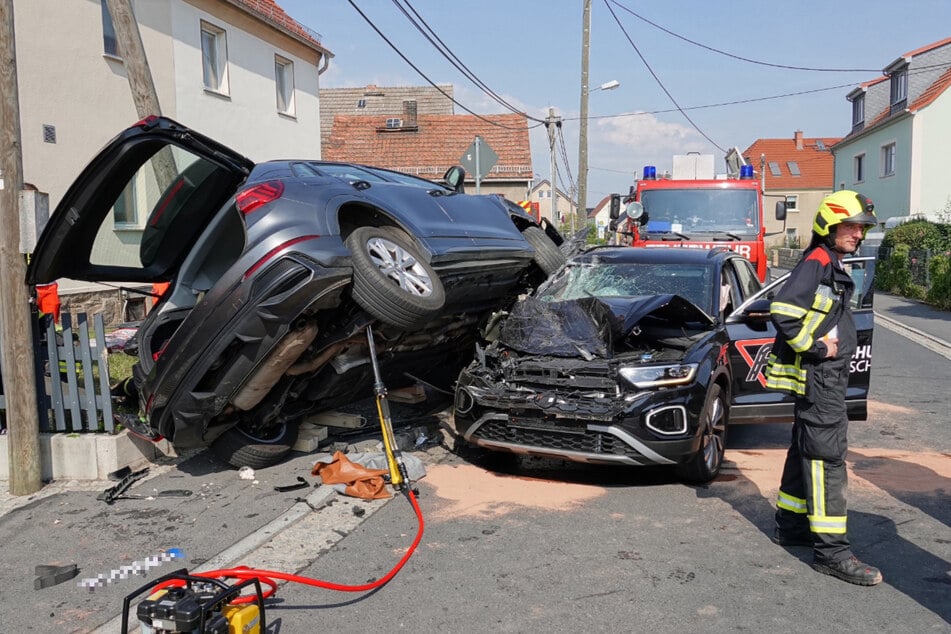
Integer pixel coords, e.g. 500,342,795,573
538,261,715,315
640,188,759,236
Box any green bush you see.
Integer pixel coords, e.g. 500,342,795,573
926,253,951,310
881,219,949,252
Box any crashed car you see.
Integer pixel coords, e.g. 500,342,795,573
27,116,566,468
453,246,875,482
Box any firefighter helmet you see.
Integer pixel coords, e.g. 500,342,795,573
813,190,878,237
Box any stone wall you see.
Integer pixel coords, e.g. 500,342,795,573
59,289,147,328
776,248,804,270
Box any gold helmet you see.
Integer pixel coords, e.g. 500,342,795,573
813,190,878,237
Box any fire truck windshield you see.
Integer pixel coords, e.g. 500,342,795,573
640,188,760,236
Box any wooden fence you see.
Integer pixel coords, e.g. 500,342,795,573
0,312,115,433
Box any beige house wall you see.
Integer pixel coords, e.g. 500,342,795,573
13,0,325,296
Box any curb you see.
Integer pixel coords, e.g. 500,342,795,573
874,311,951,362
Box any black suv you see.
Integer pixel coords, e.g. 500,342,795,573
453,246,875,482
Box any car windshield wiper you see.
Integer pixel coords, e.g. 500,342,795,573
658,232,690,241
712,232,743,241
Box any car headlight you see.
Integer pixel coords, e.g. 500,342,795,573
618,363,698,389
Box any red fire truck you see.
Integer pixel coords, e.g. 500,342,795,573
611,154,770,282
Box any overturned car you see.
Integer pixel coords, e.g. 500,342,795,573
453,246,876,482
27,116,566,469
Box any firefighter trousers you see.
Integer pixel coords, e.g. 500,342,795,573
775,356,851,564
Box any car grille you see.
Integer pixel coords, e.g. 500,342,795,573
506,360,617,391
473,418,643,460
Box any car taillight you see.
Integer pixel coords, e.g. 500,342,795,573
243,235,320,280
236,180,285,215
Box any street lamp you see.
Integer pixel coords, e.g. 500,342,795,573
576,78,619,233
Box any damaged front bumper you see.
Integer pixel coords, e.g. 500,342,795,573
454,377,703,467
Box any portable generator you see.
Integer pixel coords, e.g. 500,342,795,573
121,569,265,634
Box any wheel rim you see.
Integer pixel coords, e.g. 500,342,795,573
701,396,726,472
366,236,434,297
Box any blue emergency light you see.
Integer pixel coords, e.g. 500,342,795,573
642,165,657,180
740,164,754,179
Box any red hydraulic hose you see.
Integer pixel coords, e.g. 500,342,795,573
155,488,424,602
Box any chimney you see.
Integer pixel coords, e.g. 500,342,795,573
403,100,418,127
794,130,804,150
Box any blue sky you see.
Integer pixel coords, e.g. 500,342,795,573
281,0,951,202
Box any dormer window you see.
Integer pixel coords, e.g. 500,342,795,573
890,67,908,111
385,118,402,129
851,94,865,128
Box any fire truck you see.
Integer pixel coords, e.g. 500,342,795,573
611,153,771,282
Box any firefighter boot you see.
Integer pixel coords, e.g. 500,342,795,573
812,555,883,586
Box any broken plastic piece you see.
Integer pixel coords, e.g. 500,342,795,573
98,467,150,504
35,563,79,590
274,476,310,493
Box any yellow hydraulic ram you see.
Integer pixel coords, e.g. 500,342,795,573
366,325,411,491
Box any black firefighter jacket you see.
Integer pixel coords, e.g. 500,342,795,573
765,243,856,399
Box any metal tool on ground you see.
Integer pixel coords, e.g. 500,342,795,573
366,324,413,492
34,563,79,590
113,324,425,628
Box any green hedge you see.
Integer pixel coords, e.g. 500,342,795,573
875,219,951,308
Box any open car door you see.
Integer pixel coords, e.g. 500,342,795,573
27,116,253,286
725,256,876,424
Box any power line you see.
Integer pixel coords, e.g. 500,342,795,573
602,0,726,152
391,0,545,124
347,0,528,130
607,0,881,73
567,62,951,123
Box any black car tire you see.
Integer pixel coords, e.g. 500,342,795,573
677,383,728,483
210,420,300,469
347,226,446,329
521,226,566,276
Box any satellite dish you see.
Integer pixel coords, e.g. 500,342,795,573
724,147,747,178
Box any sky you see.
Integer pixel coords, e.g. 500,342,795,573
279,0,951,204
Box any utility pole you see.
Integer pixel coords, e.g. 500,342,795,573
0,0,42,495
546,107,561,226
576,0,591,234
104,0,176,188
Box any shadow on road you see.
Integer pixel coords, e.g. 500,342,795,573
849,450,951,528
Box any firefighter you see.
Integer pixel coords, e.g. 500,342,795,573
765,190,882,586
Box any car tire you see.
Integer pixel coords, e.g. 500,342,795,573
210,420,300,469
347,226,446,330
677,383,728,483
521,225,566,276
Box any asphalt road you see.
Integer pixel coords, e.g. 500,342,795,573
1,317,948,632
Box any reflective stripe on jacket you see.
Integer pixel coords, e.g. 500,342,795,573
765,244,856,397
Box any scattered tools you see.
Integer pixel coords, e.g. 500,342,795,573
34,563,80,590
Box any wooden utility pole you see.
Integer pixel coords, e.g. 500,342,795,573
103,0,176,187
0,0,42,495
576,0,591,234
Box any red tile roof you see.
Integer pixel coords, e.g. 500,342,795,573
325,113,533,181
229,0,329,54
743,133,840,190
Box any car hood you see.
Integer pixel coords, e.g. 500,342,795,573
497,294,714,358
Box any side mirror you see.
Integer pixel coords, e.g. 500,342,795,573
609,194,621,220
775,200,787,222
443,166,466,193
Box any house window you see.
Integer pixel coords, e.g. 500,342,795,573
851,95,865,128
787,161,801,177
113,179,138,226
357,99,366,108
854,154,865,183
768,161,781,177
785,194,799,211
101,0,119,57
890,68,908,108
385,118,402,129
275,56,295,115
881,143,896,177
201,21,229,94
